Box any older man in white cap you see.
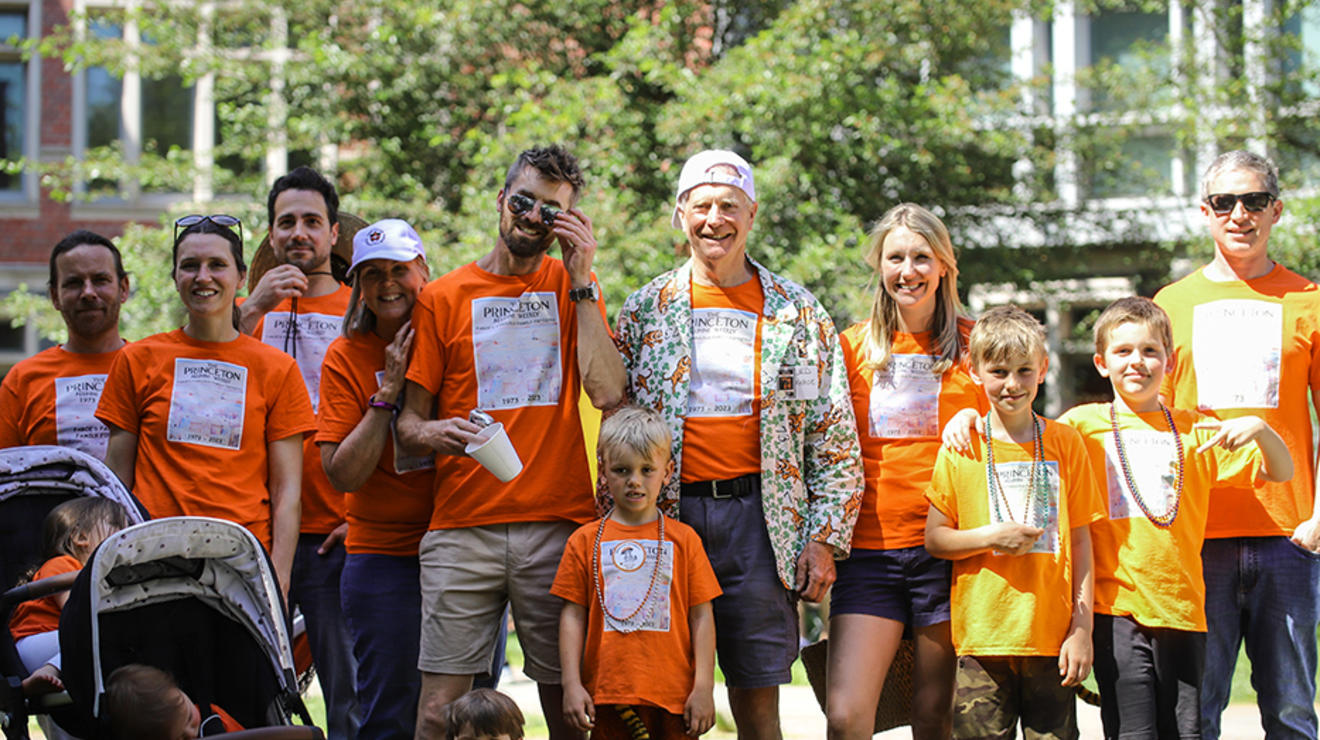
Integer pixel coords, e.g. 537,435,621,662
612,149,863,739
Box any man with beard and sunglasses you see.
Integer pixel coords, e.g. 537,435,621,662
1155,150,1320,740
0,230,129,459
239,166,361,740
397,145,625,739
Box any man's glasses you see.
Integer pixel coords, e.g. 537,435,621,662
506,193,561,225
1204,191,1275,215
174,214,244,246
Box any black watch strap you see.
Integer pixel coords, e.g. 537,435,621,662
569,282,599,302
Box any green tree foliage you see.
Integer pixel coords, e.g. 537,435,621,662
5,0,1319,344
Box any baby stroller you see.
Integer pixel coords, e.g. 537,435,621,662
0,445,148,740
58,516,316,738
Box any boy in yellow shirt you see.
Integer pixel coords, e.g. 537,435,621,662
1057,297,1291,738
925,305,1104,739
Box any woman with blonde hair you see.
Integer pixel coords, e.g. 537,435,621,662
317,218,435,739
825,204,985,739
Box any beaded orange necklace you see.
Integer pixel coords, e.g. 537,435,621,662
592,512,665,634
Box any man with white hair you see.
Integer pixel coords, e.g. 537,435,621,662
1155,150,1320,739
613,149,863,739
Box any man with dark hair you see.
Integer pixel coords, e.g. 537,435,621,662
398,144,625,739
1155,149,1320,739
0,230,129,458
241,165,360,740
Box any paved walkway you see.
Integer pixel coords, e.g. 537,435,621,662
502,677,1277,739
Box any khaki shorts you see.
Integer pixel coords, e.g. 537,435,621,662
418,521,576,684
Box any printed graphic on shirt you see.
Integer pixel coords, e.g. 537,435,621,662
376,370,435,474
688,308,757,417
599,538,675,633
1191,300,1281,410
262,311,340,413
167,359,247,450
54,374,110,458
1102,431,1178,521
986,460,1061,555
868,354,940,438
471,293,562,410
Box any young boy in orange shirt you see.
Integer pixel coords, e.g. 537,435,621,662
553,406,722,738
925,305,1105,739
1057,297,1291,738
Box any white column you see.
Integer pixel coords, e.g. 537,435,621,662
192,2,215,203
1052,1,1088,207
264,7,288,186
1243,0,1270,153
120,0,141,202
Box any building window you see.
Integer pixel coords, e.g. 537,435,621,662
78,11,194,200
0,8,26,193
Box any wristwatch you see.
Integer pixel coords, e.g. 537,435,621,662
569,282,599,303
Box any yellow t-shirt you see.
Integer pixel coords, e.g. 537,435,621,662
1155,264,1320,538
926,418,1104,656
1058,403,1263,632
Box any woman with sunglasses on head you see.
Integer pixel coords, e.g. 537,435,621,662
825,204,985,740
97,215,315,595
315,219,434,740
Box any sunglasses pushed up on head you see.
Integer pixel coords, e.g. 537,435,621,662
1204,191,1275,215
174,214,244,246
506,193,561,226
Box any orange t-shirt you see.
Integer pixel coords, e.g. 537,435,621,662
840,321,985,550
405,259,600,530
679,279,763,483
317,332,435,556
96,330,316,549
1156,265,1320,538
1059,403,1262,632
926,418,1104,656
9,554,81,640
253,286,352,535
0,345,123,459
551,516,722,714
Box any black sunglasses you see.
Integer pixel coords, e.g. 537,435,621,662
1204,191,1275,215
174,214,244,246
506,193,561,225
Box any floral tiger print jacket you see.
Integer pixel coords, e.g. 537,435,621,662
611,257,864,588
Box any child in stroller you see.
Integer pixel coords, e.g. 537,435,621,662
10,498,132,695
58,516,316,739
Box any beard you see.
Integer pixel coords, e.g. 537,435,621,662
278,239,331,273
499,216,554,258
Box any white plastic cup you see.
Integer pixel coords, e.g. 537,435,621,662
464,422,523,482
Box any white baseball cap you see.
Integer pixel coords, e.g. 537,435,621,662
348,218,426,277
671,149,757,229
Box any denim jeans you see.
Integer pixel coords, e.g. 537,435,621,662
291,534,361,740
1201,536,1320,740
341,553,421,740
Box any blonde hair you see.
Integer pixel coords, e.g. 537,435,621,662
1092,296,1173,355
861,203,965,374
598,406,672,463
969,305,1046,367
342,256,430,339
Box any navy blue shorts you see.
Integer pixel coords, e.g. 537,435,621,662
830,545,951,627
679,479,798,689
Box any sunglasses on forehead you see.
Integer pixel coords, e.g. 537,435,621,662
506,193,561,225
1204,191,1275,215
174,214,244,245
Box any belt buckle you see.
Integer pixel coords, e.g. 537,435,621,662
710,479,732,499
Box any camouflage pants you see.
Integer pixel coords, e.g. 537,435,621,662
954,655,1079,740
